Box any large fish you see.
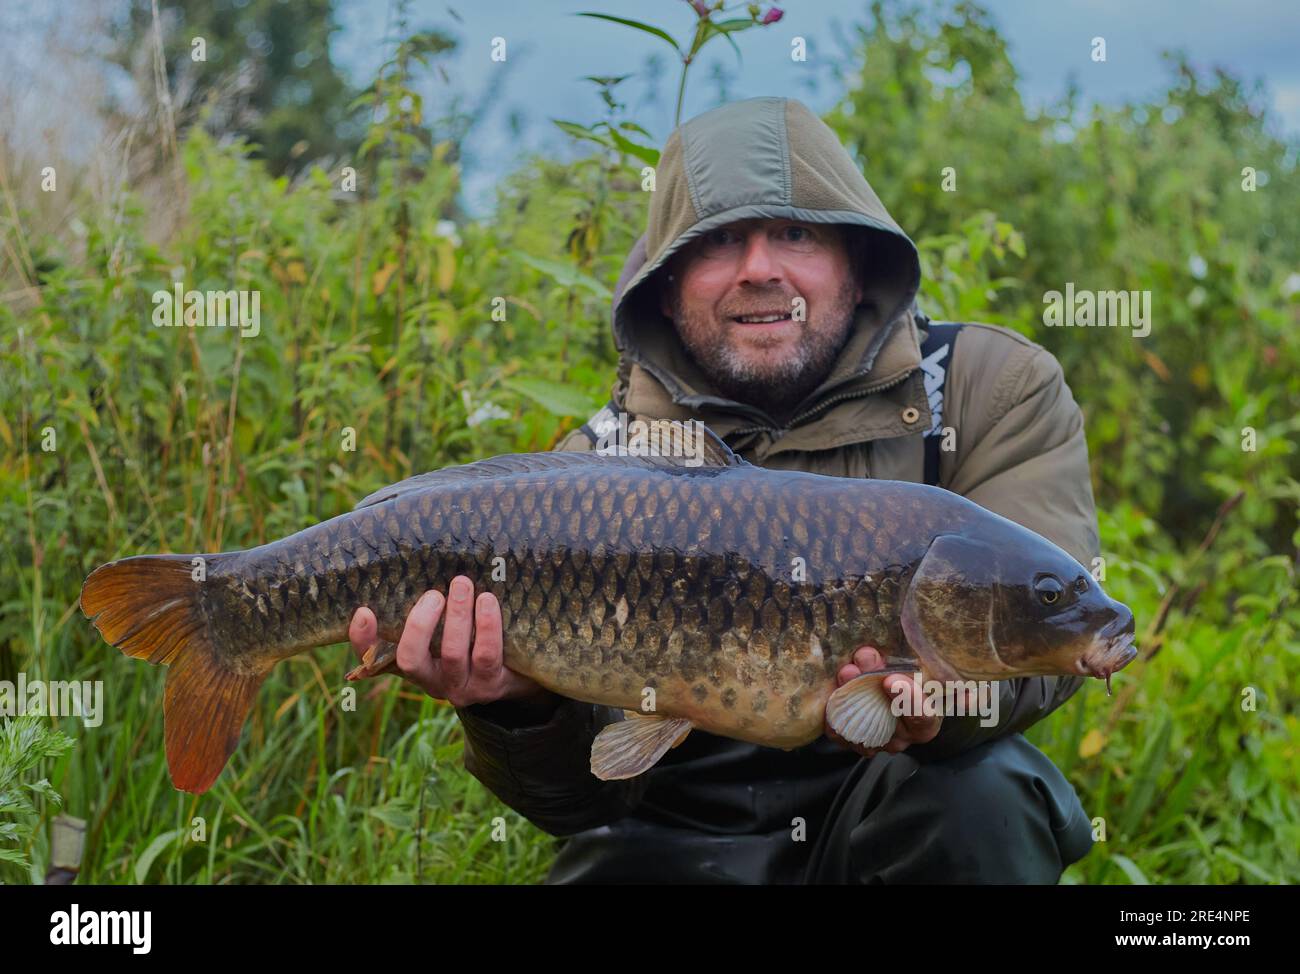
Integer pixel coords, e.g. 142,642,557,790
80,425,1136,794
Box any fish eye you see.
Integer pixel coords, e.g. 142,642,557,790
1034,575,1064,605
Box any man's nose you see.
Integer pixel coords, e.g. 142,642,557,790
736,234,781,285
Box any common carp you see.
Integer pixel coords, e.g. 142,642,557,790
80,424,1136,794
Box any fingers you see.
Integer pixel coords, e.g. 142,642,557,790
883,673,942,745
371,579,520,707
438,576,476,692
465,592,504,694
348,606,378,658
346,605,401,679
853,646,884,671
837,645,885,687
394,590,446,694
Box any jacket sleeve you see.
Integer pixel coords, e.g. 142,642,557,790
454,426,651,836
456,696,651,836
905,330,1102,764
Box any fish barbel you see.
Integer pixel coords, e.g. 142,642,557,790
80,425,1136,793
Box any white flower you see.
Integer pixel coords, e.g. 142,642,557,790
466,400,509,428
435,220,461,246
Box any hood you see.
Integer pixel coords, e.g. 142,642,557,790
612,96,923,436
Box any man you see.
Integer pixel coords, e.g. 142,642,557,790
347,97,1099,883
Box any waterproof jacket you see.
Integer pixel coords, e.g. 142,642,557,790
455,97,1101,883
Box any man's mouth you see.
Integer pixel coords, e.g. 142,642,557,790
730,311,793,325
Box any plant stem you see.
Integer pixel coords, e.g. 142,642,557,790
674,56,692,127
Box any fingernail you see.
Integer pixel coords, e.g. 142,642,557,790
452,578,470,602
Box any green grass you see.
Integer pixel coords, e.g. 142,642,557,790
15,642,556,884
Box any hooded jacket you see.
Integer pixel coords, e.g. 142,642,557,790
455,97,1101,883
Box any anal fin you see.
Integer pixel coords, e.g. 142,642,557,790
165,648,267,794
591,713,693,780
345,639,398,681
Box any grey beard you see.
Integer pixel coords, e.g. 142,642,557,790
671,283,858,423
695,336,845,421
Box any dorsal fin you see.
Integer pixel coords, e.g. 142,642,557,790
353,420,743,510
591,418,742,469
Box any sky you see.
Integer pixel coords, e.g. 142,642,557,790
331,0,1300,216
1,1,1295,216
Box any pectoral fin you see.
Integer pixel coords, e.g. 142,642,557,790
591,713,693,780
826,672,899,749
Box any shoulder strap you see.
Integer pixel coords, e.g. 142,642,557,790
918,321,965,487
578,399,621,447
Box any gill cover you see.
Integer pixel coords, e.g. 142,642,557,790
901,533,1004,682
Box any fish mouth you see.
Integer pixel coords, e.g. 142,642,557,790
1078,630,1138,695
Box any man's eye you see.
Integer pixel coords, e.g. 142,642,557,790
782,225,813,242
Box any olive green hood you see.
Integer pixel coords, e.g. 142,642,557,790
613,96,922,430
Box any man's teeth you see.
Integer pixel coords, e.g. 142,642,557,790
735,313,789,322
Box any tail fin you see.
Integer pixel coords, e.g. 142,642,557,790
80,555,267,794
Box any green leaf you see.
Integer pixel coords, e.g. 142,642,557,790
1110,854,1151,885
582,75,632,88
607,128,660,167
1214,847,1280,884
710,17,759,34
25,778,62,807
701,18,755,62
619,121,655,138
510,251,611,298
578,14,681,55
503,377,599,418
134,828,186,884
1120,711,1172,835
551,119,612,149
368,804,415,831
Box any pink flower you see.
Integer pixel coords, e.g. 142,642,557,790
761,6,783,24
691,0,710,17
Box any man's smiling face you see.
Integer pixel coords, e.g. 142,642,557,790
659,218,863,419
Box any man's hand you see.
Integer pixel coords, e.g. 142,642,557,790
347,575,554,708
824,646,943,757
